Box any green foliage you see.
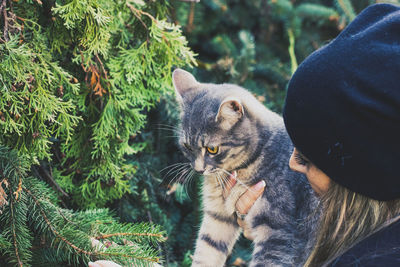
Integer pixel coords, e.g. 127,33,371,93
0,0,196,208
0,146,166,266
2,0,399,266
0,35,80,162
52,0,112,57
51,0,196,208
0,0,195,265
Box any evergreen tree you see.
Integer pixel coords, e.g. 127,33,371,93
2,0,399,266
171,0,399,112
0,146,165,266
0,0,195,265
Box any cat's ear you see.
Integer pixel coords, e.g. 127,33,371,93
172,69,199,102
215,97,244,130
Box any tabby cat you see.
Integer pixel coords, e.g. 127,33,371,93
172,69,318,267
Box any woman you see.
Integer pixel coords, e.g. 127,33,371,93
233,3,400,266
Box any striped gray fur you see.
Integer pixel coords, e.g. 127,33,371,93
172,69,319,267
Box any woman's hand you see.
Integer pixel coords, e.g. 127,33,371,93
223,177,266,240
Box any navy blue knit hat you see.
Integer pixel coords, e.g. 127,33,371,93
283,4,400,201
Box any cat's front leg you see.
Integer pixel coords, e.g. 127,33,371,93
247,198,298,267
250,227,298,267
192,210,241,267
192,181,241,267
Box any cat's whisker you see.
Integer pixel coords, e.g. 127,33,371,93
178,167,191,184
183,169,195,200
154,125,184,137
217,172,229,194
156,123,181,129
155,128,182,135
238,158,251,171
219,168,253,192
161,162,190,177
167,165,191,187
154,123,182,131
220,173,230,191
165,135,182,139
187,170,196,201
215,173,224,193
170,165,190,182
218,168,232,177
160,162,188,173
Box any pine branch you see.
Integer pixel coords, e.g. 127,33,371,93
24,185,164,265
0,147,33,266
25,187,94,257
9,199,23,267
94,232,165,240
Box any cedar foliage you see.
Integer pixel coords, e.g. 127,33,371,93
0,0,195,265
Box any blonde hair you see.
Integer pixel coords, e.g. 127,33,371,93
304,181,400,267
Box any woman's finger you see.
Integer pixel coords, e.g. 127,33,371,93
88,261,122,267
235,180,266,214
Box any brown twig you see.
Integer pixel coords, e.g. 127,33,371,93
126,2,156,23
1,0,9,42
127,4,147,29
94,232,164,240
187,2,195,33
37,165,69,198
80,49,88,73
95,53,109,80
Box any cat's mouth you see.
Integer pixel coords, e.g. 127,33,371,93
204,169,237,180
228,170,237,181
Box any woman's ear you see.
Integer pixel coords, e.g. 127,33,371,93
172,69,199,103
215,97,244,130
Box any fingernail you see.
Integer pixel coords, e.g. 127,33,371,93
254,180,266,191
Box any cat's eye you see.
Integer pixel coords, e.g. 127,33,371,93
183,143,192,151
206,146,219,155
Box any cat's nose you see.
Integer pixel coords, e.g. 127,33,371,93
192,158,206,174
193,167,205,174
192,163,205,174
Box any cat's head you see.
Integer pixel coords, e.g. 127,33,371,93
172,69,258,176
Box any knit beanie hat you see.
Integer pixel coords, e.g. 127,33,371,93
283,4,400,201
